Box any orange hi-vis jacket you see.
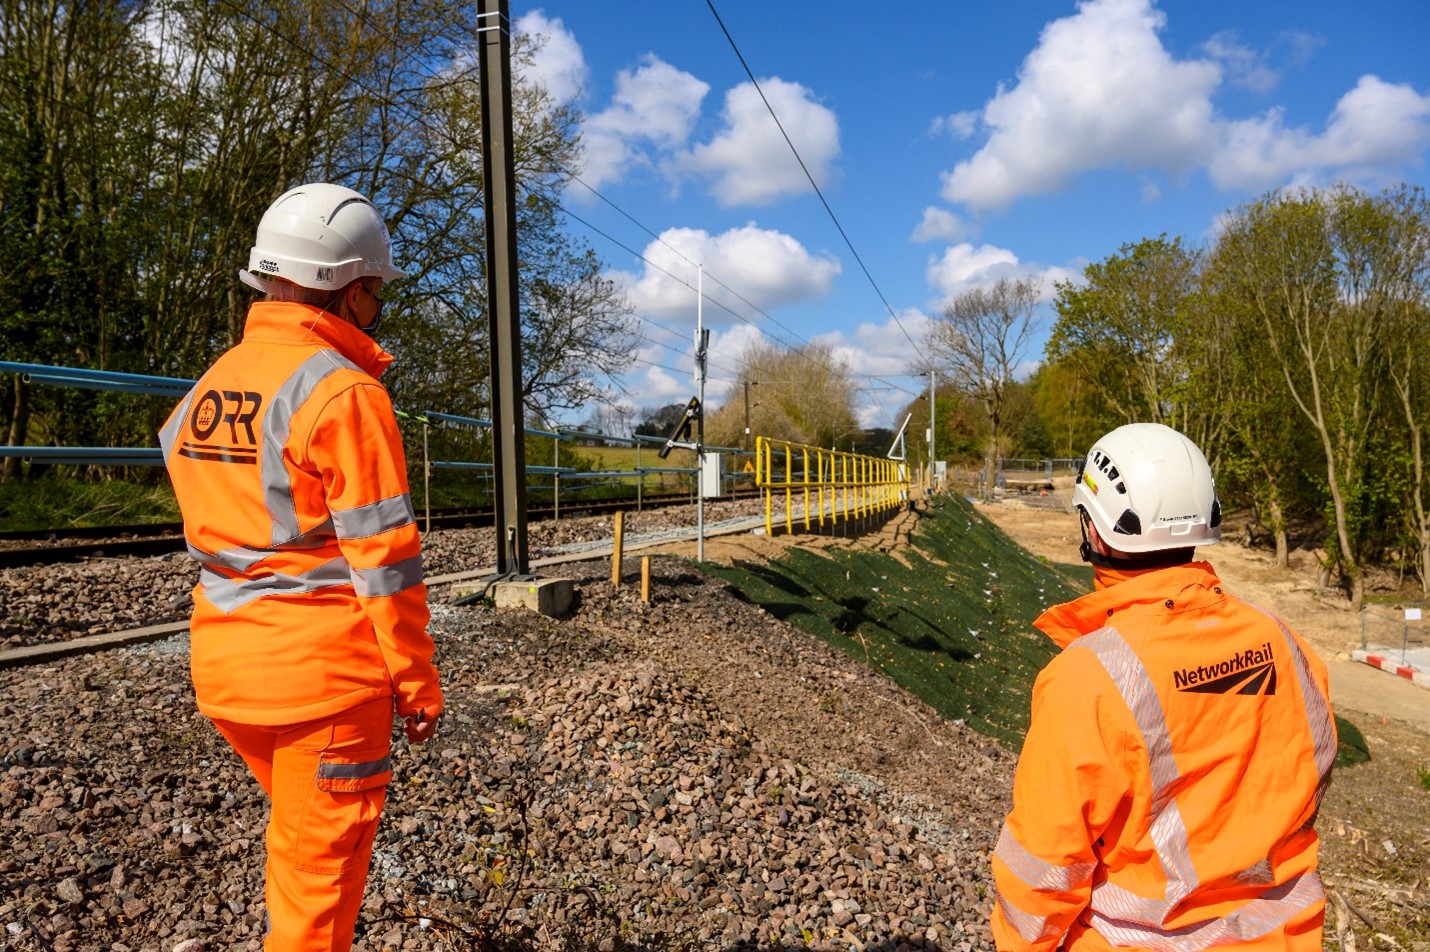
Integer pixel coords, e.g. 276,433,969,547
992,562,1335,952
159,301,442,727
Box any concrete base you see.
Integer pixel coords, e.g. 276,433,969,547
451,577,574,617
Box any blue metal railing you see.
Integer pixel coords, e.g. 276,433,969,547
0,363,725,497
0,361,193,397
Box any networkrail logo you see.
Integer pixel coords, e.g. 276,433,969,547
1174,642,1278,695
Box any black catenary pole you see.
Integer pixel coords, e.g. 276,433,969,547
477,0,528,574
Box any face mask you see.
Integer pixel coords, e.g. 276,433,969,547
356,284,384,336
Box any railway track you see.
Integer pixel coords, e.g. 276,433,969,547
0,490,760,568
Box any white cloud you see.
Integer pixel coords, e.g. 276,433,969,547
802,311,935,428
941,0,1219,211
926,243,1078,306
1210,75,1430,191
1281,30,1325,70
930,111,980,139
927,243,1019,295
1202,32,1278,94
581,56,709,189
678,78,841,206
609,225,842,324
911,207,970,243
938,0,1430,210
514,11,587,104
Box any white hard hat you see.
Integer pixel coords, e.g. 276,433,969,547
1073,423,1221,553
240,183,406,293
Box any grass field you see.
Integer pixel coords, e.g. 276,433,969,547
562,443,696,472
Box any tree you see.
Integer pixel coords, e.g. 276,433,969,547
704,341,857,450
1212,187,1403,610
0,0,161,474
1025,358,1119,459
1202,241,1321,567
0,3,638,483
1047,236,1201,426
340,21,638,422
635,404,692,438
928,276,1041,477
1379,187,1430,591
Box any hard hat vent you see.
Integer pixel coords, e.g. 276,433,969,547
1114,510,1143,536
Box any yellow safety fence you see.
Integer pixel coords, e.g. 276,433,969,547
754,436,909,537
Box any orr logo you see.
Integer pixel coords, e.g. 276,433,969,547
1174,641,1277,695
179,389,264,465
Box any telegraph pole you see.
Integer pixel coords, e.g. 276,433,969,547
477,0,528,574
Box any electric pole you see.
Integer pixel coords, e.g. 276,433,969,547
477,0,528,574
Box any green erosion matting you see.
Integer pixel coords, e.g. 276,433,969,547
704,496,1081,752
703,496,1371,766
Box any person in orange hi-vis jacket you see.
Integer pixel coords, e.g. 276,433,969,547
159,183,442,950
992,423,1335,952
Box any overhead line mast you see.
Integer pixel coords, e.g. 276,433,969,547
478,0,529,576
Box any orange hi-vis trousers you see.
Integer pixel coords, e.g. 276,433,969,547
213,696,394,951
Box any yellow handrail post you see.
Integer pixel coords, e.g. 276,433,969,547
817,450,827,527
760,437,773,537
835,451,846,520
784,444,793,535
802,447,811,530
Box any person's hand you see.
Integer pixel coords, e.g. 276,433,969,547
403,709,438,744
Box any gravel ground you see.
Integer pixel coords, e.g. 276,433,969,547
1,502,1011,950
0,499,773,651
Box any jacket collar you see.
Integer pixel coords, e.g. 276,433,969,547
1034,561,1224,649
242,301,394,379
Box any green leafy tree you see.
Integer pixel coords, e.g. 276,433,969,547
1379,187,1430,591
707,341,857,450
1212,187,1407,609
1025,358,1119,459
1047,235,1201,427
0,3,636,489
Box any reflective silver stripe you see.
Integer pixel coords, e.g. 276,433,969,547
260,350,361,546
995,824,1096,893
158,388,198,459
351,555,424,598
1090,870,1325,952
317,755,392,781
186,529,338,574
1233,859,1274,886
199,557,353,613
997,894,1063,944
1252,606,1336,822
332,494,415,540
188,541,269,574
997,893,1060,944
284,517,337,549
1074,627,1200,926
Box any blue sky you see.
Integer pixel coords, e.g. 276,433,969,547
510,0,1430,431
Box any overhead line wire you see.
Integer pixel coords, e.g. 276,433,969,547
213,0,918,409
703,0,922,353
242,0,909,403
